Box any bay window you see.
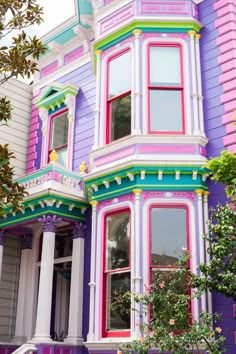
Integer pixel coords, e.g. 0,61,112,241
149,45,184,134
107,50,131,143
103,210,131,337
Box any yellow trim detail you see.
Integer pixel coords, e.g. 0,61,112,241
195,189,204,195
133,189,143,195
188,30,196,36
95,50,103,56
203,191,210,197
132,29,142,36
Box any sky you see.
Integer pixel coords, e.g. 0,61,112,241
33,0,76,37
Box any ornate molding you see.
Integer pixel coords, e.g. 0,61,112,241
0,230,5,246
48,41,64,67
38,215,62,233
72,222,86,239
73,25,94,53
21,233,33,250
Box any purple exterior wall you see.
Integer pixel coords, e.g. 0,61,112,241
198,0,236,351
0,346,18,354
28,62,95,174
56,62,96,173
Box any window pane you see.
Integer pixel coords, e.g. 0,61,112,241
51,113,68,149
106,272,130,331
151,208,187,266
150,90,182,132
106,212,130,270
110,94,131,141
150,46,181,86
56,146,67,167
109,52,131,98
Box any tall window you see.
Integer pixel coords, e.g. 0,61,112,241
107,51,131,143
149,45,184,134
49,111,68,166
103,210,131,337
150,206,188,281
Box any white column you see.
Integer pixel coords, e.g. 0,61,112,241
12,234,33,344
188,30,200,135
195,33,205,137
132,30,142,135
87,201,98,342
65,222,86,344
195,189,207,313
0,230,5,284
203,191,212,314
32,215,61,343
94,50,102,148
132,189,142,338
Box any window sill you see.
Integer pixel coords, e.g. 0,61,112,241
84,338,132,351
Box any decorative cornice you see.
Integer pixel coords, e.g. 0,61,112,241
48,42,64,67
73,24,94,53
34,82,79,111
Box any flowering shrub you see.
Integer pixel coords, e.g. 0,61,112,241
116,252,226,354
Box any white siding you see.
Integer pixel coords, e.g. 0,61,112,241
0,235,21,342
0,77,32,178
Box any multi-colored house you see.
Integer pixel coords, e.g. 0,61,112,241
0,0,235,353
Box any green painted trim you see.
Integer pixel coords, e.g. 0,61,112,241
35,84,79,110
93,20,201,69
18,165,82,184
0,210,86,228
91,184,207,201
84,165,208,184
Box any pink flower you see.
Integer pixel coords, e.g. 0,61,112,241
159,281,165,288
140,337,145,343
169,319,175,325
169,332,174,338
149,330,155,337
215,327,222,333
144,283,151,293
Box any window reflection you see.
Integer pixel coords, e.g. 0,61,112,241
151,207,187,267
105,211,131,333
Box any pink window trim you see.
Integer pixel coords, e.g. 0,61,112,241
106,48,132,144
147,43,185,135
47,108,68,163
102,208,131,338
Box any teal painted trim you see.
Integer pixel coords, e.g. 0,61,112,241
93,20,201,69
0,210,86,229
84,165,208,185
99,27,188,51
92,184,207,202
85,166,208,201
18,165,82,184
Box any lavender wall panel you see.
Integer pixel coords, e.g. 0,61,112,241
199,1,235,351
55,62,96,172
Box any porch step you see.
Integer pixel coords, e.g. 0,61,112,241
11,344,37,354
